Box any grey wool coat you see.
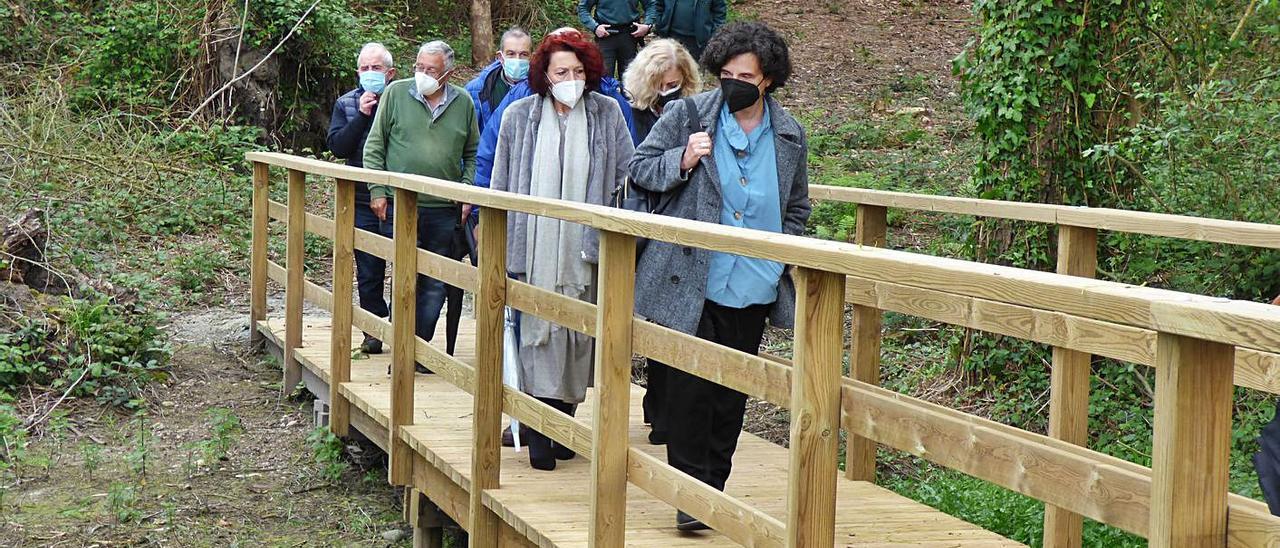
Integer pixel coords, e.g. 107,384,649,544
491,91,634,272
629,89,811,335
490,91,634,403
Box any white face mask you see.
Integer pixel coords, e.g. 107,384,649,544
551,79,586,108
415,71,442,98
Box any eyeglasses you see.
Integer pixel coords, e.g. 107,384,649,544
413,65,450,77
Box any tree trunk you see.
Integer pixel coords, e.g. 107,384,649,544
471,0,494,66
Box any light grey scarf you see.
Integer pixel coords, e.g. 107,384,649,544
522,96,593,345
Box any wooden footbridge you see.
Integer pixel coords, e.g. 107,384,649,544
246,151,1280,547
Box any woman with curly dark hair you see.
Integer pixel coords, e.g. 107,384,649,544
491,31,634,471
629,21,810,530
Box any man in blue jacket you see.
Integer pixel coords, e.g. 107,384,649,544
465,27,534,134
326,42,396,354
471,28,639,194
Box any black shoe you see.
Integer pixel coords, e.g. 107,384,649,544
648,430,668,445
676,511,709,531
553,443,575,461
415,363,433,374
529,455,556,471
360,334,383,355
501,425,514,447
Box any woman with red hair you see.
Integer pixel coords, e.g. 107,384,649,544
491,32,635,471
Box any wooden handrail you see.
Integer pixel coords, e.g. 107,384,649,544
246,152,1280,354
809,184,1280,250
247,153,1280,548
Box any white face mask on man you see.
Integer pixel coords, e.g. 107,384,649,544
415,71,443,98
551,79,586,108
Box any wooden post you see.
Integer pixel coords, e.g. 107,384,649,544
846,203,886,481
1043,224,1097,548
469,207,507,548
589,230,636,546
389,188,419,486
249,162,269,348
406,488,444,548
282,168,306,395
787,267,845,547
1148,333,1233,547
329,178,356,437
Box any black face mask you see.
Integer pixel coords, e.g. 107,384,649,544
720,77,761,113
653,88,681,113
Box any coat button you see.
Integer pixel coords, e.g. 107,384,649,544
683,247,692,256
670,275,680,284
734,211,743,220
739,177,748,186
736,149,747,158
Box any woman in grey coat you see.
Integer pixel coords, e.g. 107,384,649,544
491,32,634,471
629,21,809,530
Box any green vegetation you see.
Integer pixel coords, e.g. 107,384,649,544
307,426,350,484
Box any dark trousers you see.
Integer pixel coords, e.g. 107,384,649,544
523,397,576,461
665,300,769,491
354,199,392,326
666,32,704,62
642,359,668,434
597,31,639,80
413,206,456,343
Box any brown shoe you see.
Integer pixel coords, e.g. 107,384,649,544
501,424,514,447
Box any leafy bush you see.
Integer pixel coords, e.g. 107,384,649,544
0,291,170,410
75,2,202,110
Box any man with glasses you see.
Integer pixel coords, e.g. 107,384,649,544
327,42,397,355
364,40,480,372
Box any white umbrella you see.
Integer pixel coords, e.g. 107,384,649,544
502,307,522,451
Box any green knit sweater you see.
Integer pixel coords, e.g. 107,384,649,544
364,80,479,207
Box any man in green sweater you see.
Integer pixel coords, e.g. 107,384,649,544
364,40,479,362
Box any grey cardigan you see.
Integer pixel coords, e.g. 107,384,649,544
629,89,811,335
491,91,635,272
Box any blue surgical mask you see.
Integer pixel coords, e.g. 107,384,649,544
359,70,387,94
502,58,530,81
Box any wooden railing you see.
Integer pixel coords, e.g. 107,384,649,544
247,151,1280,548
808,184,1280,547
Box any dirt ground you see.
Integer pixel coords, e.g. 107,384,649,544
1,315,415,547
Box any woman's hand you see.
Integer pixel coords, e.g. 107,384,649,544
681,131,712,171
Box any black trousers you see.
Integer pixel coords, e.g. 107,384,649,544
665,32,705,62
523,397,576,462
642,358,668,434
665,300,770,491
597,31,640,80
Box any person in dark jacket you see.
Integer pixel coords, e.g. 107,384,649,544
652,0,726,59
464,27,534,134
327,42,397,354
579,0,656,79
628,22,809,531
620,38,701,445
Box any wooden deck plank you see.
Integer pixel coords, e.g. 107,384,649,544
261,317,1021,547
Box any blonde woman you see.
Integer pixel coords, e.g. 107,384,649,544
623,38,702,143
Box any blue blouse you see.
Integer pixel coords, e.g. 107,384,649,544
705,102,784,308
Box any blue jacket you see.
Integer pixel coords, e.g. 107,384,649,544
464,60,507,133
326,87,376,201
475,77,638,189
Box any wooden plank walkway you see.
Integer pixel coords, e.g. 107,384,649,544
258,316,1023,547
